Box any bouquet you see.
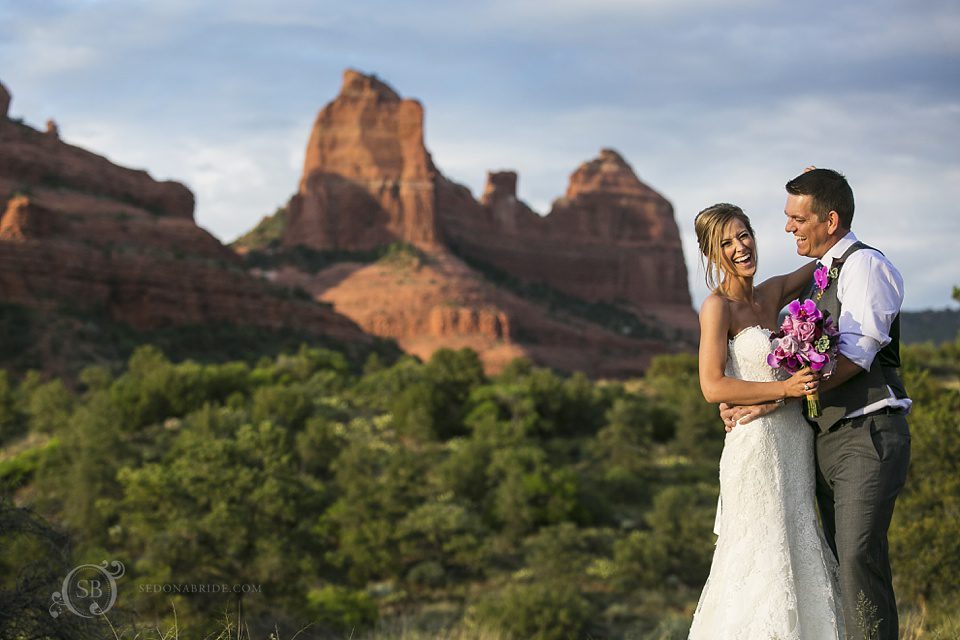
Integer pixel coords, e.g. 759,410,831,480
766,299,840,417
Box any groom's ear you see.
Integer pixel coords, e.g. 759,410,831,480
826,210,841,234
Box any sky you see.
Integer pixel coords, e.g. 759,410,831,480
1,0,958,311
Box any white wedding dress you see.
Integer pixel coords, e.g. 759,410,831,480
688,326,845,640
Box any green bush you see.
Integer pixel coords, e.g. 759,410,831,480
305,584,378,633
612,484,716,589
472,580,593,640
0,438,60,491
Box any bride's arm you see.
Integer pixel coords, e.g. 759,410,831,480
758,260,818,309
698,295,816,404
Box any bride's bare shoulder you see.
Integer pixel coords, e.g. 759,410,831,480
699,292,731,327
700,291,729,312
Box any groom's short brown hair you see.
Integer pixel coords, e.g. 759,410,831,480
785,168,854,230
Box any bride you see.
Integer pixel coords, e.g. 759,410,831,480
687,203,844,639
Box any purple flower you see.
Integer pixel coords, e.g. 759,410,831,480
799,299,821,321
783,355,802,374
770,297,839,378
796,320,817,343
804,346,829,371
814,265,830,291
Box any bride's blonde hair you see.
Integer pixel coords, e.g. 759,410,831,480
694,203,757,294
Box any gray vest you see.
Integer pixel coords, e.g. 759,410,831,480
804,241,908,432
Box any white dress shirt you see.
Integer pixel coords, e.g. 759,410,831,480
819,231,912,417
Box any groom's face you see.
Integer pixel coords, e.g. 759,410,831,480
784,194,833,259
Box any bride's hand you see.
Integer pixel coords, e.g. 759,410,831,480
781,367,820,398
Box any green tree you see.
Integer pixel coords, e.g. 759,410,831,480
0,371,24,446
422,347,486,439
0,498,92,640
110,419,327,619
487,445,583,539
890,371,960,617
472,580,594,640
587,395,656,505
646,353,722,461
322,418,432,584
35,389,126,545
396,499,489,587
18,372,74,435
250,383,312,431
109,346,250,431
613,484,716,589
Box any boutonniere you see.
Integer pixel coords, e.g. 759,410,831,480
813,263,840,301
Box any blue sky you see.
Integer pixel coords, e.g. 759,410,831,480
2,0,958,310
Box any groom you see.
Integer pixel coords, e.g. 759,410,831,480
722,168,911,640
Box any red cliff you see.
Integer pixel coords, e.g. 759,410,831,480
284,70,442,250
248,70,697,376
0,80,372,346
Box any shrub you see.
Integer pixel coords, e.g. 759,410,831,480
472,580,593,640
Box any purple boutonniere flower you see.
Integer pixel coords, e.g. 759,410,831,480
813,263,839,301
813,265,830,291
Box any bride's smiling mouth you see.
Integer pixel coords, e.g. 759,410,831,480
732,252,754,266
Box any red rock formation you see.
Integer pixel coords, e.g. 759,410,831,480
254,70,698,376
0,80,372,345
284,69,441,250
0,81,10,118
281,71,692,323
0,99,194,220
272,249,679,378
442,149,693,316
0,195,59,240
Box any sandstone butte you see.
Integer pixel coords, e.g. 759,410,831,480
0,78,373,360
242,69,699,377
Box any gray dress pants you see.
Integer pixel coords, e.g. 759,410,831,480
815,411,911,640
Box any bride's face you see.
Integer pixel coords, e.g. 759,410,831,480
720,218,757,278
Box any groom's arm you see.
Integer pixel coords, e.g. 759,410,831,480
822,248,905,392
719,401,781,431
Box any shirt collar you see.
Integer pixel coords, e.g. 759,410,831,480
820,231,857,266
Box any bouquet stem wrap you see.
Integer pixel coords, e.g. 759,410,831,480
806,392,822,418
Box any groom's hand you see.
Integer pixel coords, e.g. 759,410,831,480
719,403,745,431
719,402,781,432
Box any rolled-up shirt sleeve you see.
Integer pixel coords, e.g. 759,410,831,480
836,250,905,371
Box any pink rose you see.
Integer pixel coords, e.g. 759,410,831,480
777,335,800,354
781,314,795,334
796,321,817,343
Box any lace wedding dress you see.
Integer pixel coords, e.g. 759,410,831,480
688,326,844,640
